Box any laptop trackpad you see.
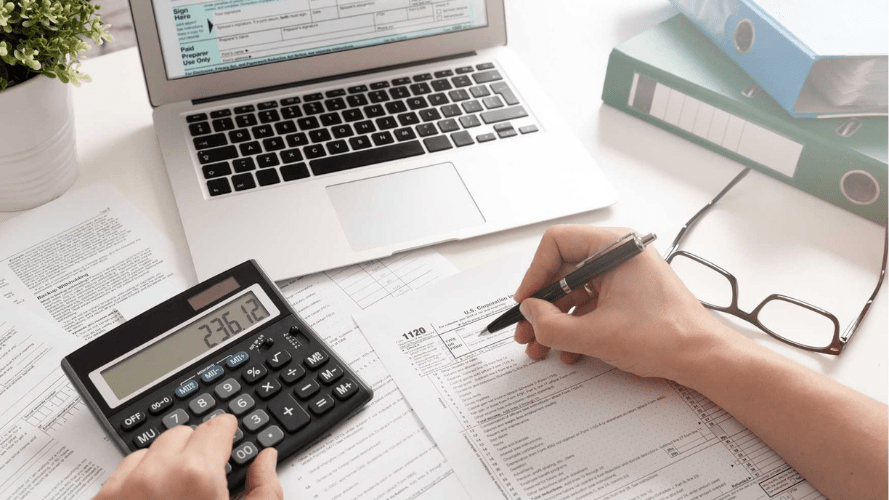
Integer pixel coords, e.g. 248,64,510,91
326,163,485,252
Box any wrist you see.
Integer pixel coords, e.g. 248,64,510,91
661,315,756,391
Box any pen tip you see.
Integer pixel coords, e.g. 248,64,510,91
477,328,490,336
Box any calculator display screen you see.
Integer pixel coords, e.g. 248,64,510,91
100,291,270,400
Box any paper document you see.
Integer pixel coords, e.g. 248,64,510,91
357,254,825,500
0,305,119,500
0,184,190,341
275,248,469,500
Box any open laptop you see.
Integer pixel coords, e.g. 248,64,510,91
131,0,617,281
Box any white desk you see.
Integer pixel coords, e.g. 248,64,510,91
2,1,885,406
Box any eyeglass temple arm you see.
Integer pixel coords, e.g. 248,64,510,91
666,168,751,257
841,225,888,343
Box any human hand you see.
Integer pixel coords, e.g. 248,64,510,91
513,225,748,383
94,414,283,500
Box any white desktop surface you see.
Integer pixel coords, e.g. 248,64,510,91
1,0,885,410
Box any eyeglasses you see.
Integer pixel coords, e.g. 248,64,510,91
664,168,887,355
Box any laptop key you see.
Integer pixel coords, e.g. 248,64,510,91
325,98,346,111
186,113,208,123
407,97,428,110
477,133,496,143
448,89,470,101
252,125,274,139
490,81,520,106
232,173,256,191
480,105,528,124
280,97,301,106
275,120,297,135
257,101,278,110
236,104,256,113
202,162,231,179
462,100,483,113
375,116,398,130
286,133,309,148
347,94,368,107
433,70,453,78
413,73,433,82
331,125,354,139
472,70,503,84
369,81,389,89
282,106,303,119
391,77,410,86
459,115,481,128
409,83,431,95
304,93,323,102
349,135,372,150
470,85,491,98
303,102,324,115
263,137,286,151
194,133,228,150
257,153,280,168
477,62,495,70
452,75,473,87
281,148,304,163
519,125,539,134
456,66,474,74
198,146,238,164
297,117,320,130
368,90,389,103
394,127,417,141
441,104,462,117
347,85,368,94
451,131,474,147
233,158,256,172
428,93,449,106
354,120,375,135
309,129,332,143
437,119,459,133
424,135,452,152
325,89,346,98
397,112,419,126
256,168,280,186
431,79,453,92
419,109,441,122
371,131,394,146
304,144,326,159
389,87,410,99
236,114,258,128
320,113,342,127
385,101,407,114
309,141,425,176
207,178,231,196
239,142,261,156
280,163,310,181
327,140,349,155
210,109,232,118
497,126,518,139
483,96,504,109
416,124,438,137
258,110,280,123
363,104,385,118
212,118,235,132
342,109,364,122
227,129,251,144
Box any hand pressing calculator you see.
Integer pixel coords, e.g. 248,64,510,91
62,260,372,490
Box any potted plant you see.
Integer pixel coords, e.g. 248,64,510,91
0,0,110,211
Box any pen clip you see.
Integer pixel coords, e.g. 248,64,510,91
575,232,637,269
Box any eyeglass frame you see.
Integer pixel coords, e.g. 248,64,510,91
663,168,888,355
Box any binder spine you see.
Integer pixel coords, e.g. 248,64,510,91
602,50,887,224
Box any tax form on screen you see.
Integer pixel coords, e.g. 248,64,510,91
151,0,489,79
356,254,826,500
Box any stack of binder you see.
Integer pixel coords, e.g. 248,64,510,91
601,1,887,224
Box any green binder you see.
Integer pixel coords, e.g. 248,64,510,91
602,15,887,224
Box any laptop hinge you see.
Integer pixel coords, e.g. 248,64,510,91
192,52,477,106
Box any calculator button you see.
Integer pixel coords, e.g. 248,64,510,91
269,394,311,433
318,365,343,385
256,379,282,400
243,409,271,432
189,393,216,416
229,394,256,416
133,427,161,449
333,379,359,401
215,378,241,401
175,380,200,399
120,411,146,431
202,409,226,422
294,379,320,400
303,350,329,369
200,366,225,384
280,365,306,385
242,363,267,384
309,395,335,416
233,427,244,444
266,349,292,369
232,441,259,465
226,351,250,369
163,408,191,429
225,463,232,475
148,396,174,416
258,425,285,448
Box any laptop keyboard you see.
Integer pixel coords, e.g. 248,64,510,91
185,62,539,198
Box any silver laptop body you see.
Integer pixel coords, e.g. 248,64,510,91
131,0,618,281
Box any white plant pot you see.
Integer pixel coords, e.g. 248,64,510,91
0,75,78,212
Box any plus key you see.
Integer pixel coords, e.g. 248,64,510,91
268,394,311,433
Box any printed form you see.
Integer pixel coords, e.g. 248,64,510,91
274,248,469,500
357,254,826,500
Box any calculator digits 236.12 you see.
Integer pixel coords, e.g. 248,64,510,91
62,260,373,490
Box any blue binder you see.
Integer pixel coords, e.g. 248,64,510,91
670,0,888,119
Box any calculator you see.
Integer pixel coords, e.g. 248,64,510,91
62,260,373,490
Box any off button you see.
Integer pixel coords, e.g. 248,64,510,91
121,411,146,431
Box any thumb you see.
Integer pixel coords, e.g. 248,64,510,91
243,448,284,500
520,298,590,351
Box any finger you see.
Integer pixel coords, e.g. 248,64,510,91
525,340,550,360
146,424,193,456
520,297,618,353
560,351,583,364
243,448,284,500
514,320,534,344
185,413,238,466
95,449,149,499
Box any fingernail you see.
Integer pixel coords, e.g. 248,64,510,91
519,302,532,324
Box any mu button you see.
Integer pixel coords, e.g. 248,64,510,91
133,427,160,449
268,394,311,433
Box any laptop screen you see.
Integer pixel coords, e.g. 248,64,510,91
151,0,489,80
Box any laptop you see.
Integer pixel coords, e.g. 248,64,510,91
131,0,618,281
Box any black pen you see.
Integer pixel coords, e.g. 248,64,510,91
478,232,657,336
